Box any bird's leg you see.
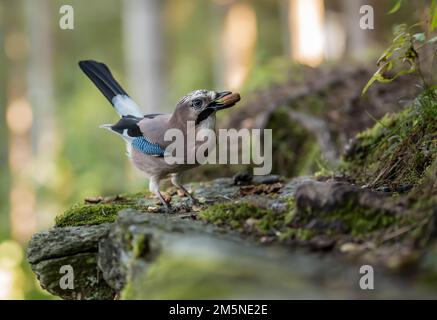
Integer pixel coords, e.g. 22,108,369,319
149,177,171,212
171,173,198,206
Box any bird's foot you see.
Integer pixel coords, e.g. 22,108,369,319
162,204,173,213
156,192,173,213
187,195,200,207
156,200,172,213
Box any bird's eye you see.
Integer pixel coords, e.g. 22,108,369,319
192,99,203,109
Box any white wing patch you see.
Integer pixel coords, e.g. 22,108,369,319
112,94,144,118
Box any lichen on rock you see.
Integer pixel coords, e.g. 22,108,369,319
27,224,115,300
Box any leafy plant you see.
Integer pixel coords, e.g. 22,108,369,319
362,24,420,94
431,0,437,32
388,0,403,15
362,1,437,94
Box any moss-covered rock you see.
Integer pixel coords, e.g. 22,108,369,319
224,65,422,181
268,108,321,176
196,180,406,248
55,203,139,227
116,211,422,299
54,191,155,227
294,181,402,233
27,224,115,300
343,90,437,190
199,201,295,239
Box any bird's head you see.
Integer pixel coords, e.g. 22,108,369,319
174,89,241,125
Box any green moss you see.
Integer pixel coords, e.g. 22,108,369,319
314,158,335,178
343,91,437,189
198,200,352,243
120,190,151,201
324,206,397,237
279,228,314,241
199,201,295,238
132,234,150,259
54,190,155,227
199,202,271,230
300,197,398,237
121,250,303,299
55,203,144,227
268,108,321,176
296,141,321,176
121,254,238,299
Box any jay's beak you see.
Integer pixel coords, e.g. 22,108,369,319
209,91,241,110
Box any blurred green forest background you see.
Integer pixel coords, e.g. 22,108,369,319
0,0,429,299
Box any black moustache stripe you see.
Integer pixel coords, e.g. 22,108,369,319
196,108,215,125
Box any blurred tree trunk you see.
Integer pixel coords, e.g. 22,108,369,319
26,0,56,154
282,0,326,66
341,0,369,59
25,0,56,236
280,0,291,58
217,1,258,90
0,3,10,239
122,0,164,113
209,1,227,89
1,0,37,242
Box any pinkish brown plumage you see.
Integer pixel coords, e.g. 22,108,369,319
79,60,240,211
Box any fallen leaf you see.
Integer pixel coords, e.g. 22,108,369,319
191,205,202,212
245,218,259,228
239,183,283,196
147,206,159,213
260,236,275,244
339,242,362,254
84,196,103,204
177,190,186,197
102,195,124,203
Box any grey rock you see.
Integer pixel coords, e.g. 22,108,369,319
252,174,281,185
26,178,436,300
294,180,404,214
31,252,114,300
27,224,110,264
278,176,315,198
27,223,114,300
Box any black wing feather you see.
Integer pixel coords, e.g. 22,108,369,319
111,116,143,137
110,114,165,137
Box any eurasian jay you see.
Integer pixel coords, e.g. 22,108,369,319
78,60,240,212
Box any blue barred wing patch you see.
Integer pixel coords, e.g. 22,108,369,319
131,137,165,156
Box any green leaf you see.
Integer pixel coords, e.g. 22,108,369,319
362,78,375,95
362,66,389,95
431,0,437,32
413,32,426,42
388,0,402,14
362,23,421,95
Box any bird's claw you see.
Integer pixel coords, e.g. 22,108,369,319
188,196,199,207
162,203,173,213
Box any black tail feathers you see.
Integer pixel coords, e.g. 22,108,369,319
78,60,128,104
